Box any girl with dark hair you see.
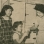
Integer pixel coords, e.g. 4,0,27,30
13,21,28,44
1,5,13,16
0,5,13,44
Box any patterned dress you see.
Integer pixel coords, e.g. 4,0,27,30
0,16,13,44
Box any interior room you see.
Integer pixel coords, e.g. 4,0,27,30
0,0,44,44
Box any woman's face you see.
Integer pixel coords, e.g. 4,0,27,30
37,11,44,17
5,9,12,17
17,24,22,32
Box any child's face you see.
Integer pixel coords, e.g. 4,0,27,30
17,24,22,32
5,9,12,17
37,11,44,17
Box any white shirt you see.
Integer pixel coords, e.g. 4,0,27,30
35,16,44,31
13,31,21,40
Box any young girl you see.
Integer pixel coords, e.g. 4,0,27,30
12,21,28,44
34,4,44,44
0,5,13,44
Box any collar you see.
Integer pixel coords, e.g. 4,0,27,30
14,31,21,35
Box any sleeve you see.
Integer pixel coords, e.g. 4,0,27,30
13,33,19,43
13,33,19,40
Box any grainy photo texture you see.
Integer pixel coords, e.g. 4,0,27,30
0,0,44,44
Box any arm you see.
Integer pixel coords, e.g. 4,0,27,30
13,32,28,43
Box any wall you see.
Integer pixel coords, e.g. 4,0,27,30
0,0,1,12
0,0,9,12
0,0,44,43
10,1,36,32
26,4,36,28
10,1,25,24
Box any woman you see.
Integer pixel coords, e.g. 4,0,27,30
0,5,13,44
34,4,44,44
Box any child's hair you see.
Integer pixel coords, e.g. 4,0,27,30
0,5,13,16
12,21,23,31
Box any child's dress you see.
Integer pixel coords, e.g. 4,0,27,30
0,16,13,44
13,31,25,44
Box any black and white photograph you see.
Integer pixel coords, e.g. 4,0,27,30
0,0,44,44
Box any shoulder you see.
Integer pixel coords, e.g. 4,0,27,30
13,33,19,37
13,33,19,40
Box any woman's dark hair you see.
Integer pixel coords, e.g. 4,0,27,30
12,21,23,31
34,4,44,13
0,5,13,16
